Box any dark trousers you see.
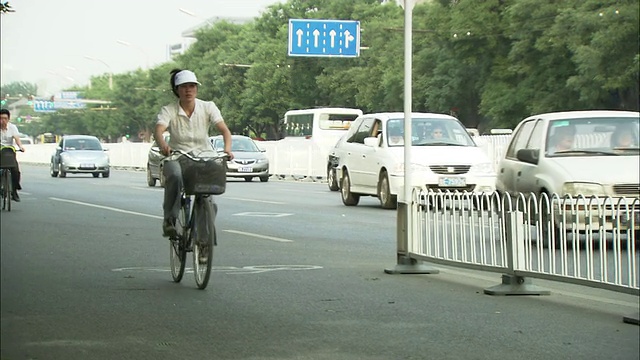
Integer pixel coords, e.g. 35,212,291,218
12,165,21,191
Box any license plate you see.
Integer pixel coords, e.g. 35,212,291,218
238,166,252,173
438,177,466,187
80,163,95,169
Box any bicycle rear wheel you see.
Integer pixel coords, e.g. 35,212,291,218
169,196,189,282
192,196,214,289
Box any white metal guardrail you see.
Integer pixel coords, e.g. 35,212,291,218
406,190,639,296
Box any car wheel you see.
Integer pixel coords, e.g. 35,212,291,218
102,170,110,178
340,170,359,206
92,173,100,178
244,177,253,182
378,171,397,209
50,161,58,177
327,166,339,191
59,163,66,178
147,165,156,187
259,175,269,182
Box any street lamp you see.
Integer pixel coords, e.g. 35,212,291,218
84,55,113,90
116,39,150,69
178,7,213,26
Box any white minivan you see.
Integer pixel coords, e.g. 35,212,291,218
337,112,496,209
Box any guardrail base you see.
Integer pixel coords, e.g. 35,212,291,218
484,274,550,296
384,256,439,274
623,312,639,325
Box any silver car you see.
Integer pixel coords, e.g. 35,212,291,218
209,135,269,182
496,110,640,243
50,135,110,178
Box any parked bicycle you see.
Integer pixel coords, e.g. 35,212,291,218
0,146,23,211
166,149,228,289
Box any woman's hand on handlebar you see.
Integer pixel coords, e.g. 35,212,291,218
225,151,234,161
160,143,171,156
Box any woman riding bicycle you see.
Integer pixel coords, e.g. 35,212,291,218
0,108,26,202
154,69,234,237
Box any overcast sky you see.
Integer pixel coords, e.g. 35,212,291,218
0,0,283,96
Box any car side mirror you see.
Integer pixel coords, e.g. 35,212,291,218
364,137,378,148
516,148,539,164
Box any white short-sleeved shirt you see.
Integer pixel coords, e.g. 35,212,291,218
156,98,224,153
0,123,20,147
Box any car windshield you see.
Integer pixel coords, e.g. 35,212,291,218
546,117,640,157
64,138,102,151
213,137,259,152
386,118,476,147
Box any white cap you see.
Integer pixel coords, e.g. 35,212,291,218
174,70,201,86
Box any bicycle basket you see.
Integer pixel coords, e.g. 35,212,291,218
179,155,227,195
0,148,18,169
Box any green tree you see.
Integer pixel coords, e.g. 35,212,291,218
1,82,38,99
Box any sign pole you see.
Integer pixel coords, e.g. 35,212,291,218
385,0,438,275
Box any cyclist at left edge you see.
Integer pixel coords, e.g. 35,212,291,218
0,108,26,202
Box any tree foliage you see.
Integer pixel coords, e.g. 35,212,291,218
19,0,639,140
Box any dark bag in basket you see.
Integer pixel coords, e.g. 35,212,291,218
0,148,18,169
179,154,227,195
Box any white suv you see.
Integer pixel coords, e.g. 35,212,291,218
337,112,496,209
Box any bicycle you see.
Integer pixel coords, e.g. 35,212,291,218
166,149,228,289
0,146,23,212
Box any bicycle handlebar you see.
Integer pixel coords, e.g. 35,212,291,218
168,149,230,161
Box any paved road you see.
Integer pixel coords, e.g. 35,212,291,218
1,165,638,360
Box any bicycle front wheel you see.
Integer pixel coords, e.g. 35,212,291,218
192,196,214,289
169,197,189,282
2,170,12,212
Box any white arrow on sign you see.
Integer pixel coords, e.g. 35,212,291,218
313,29,320,47
344,30,354,49
296,29,304,47
329,29,336,47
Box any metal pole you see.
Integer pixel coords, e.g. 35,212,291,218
403,0,412,207
385,0,438,275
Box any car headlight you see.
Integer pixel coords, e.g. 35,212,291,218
562,182,606,197
471,162,495,175
60,153,71,161
256,158,268,164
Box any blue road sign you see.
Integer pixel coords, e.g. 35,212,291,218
288,19,360,58
33,100,55,112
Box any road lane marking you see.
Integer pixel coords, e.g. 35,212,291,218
222,196,286,205
223,229,293,242
49,197,162,219
111,265,321,274
130,186,162,192
48,198,294,243
233,212,292,217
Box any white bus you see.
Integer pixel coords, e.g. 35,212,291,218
281,107,363,148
